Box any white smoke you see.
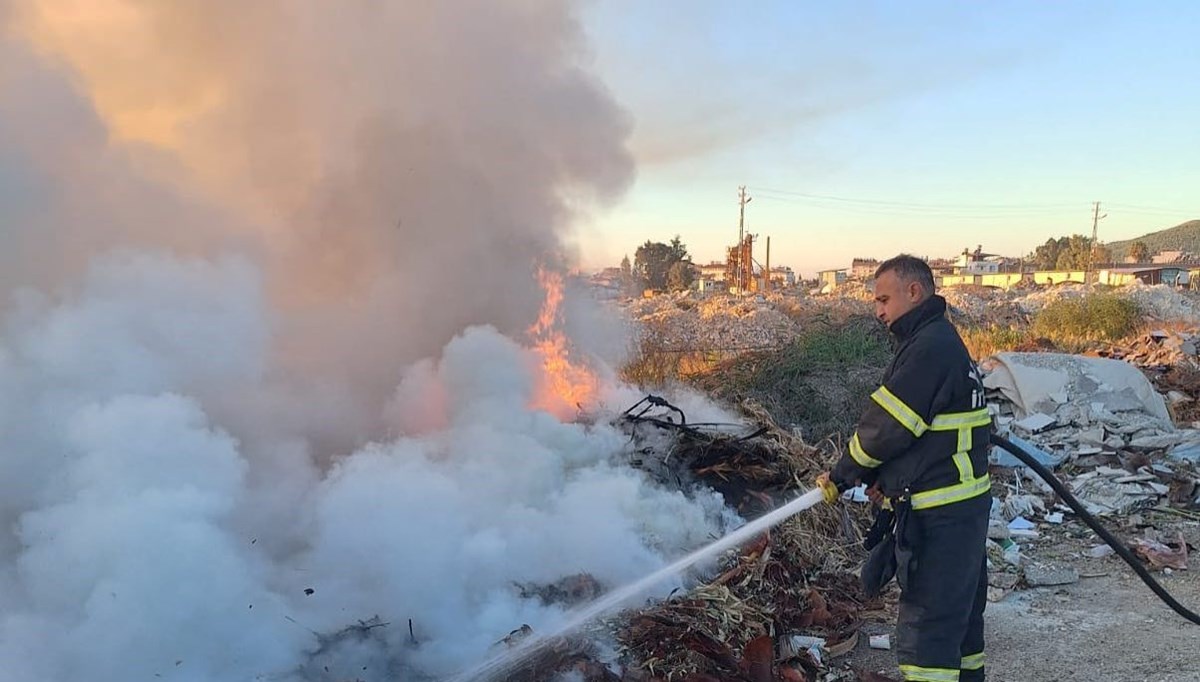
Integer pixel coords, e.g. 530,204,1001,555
0,1,746,679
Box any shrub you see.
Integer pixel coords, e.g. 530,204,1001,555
1031,294,1140,343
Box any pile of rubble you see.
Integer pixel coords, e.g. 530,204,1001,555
941,287,1029,327
979,351,1200,600
623,292,805,350
1098,329,1200,370
1013,281,1200,323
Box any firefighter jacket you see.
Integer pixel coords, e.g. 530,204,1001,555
831,295,991,510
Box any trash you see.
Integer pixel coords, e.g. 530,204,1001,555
1070,469,1163,516
1045,512,1064,524
869,634,891,650
1087,544,1115,558
780,634,826,662
1002,494,1047,521
1131,534,1189,571
1007,516,1036,531
844,484,871,503
995,538,1022,566
989,434,1067,470
1023,562,1080,587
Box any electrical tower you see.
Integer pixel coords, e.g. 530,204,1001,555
736,186,752,292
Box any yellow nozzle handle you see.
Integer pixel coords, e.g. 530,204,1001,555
816,475,840,504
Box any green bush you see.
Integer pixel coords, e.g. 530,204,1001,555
1032,294,1141,343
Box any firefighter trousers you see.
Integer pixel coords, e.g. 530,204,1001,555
895,493,989,682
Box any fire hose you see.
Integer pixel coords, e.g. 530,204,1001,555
820,434,1200,626
988,433,1200,626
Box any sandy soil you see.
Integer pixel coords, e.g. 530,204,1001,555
843,539,1200,681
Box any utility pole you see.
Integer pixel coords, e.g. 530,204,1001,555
763,236,771,292
737,186,751,293
1085,201,1107,286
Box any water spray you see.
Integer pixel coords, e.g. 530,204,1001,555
447,486,830,682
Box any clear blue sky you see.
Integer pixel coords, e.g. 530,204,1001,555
576,1,1200,277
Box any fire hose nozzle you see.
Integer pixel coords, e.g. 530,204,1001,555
815,474,840,505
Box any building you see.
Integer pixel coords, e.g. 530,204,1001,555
850,258,879,279
1153,250,1193,264
954,246,1005,275
769,266,796,288
817,268,848,291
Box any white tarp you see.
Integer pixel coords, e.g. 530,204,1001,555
981,352,1171,424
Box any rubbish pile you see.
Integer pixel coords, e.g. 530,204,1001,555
1097,329,1200,370
941,287,1029,327
979,351,1200,600
1013,281,1200,323
487,396,877,682
623,292,805,350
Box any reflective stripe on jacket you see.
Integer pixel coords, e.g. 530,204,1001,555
832,295,991,508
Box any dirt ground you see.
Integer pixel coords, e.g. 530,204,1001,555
843,546,1200,681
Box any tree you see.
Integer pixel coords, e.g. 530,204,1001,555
667,261,696,291
1033,237,1067,270
619,254,640,296
1129,241,1150,263
1054,235,1095,270
634,236,691,292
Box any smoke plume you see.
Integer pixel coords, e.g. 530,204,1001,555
0,1,740,679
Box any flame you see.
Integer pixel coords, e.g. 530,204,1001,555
527,266,598,418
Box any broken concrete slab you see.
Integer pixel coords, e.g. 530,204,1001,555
1012,412,1058,434
1128,432,1187,450
1023,562,1080,587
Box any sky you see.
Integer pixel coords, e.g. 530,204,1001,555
576,1,1200,277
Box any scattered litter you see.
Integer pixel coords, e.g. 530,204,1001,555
780,634,826,662
990,434,1066,470
1131,534,1189,571
1008,516,1036,531
1087,544,1115,558
1002,494,1047,521
869,635,891,650
1045,512,1064,524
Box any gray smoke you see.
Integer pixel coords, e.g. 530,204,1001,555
0,2,742,680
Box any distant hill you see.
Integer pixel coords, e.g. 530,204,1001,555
1107,219,1200,260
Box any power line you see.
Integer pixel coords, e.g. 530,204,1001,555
752,186,1082,211
752,193,1071,219
1106,202,1198,216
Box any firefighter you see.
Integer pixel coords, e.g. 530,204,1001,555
819,254,991,682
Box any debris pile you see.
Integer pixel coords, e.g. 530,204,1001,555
1098,329,1200,370
624,292,804,350
979,350,1200,601
1013,281,1200,323
941,287,1028,327
487,396,876,682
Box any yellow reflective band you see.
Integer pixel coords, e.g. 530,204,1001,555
900,665,960,682
872,386,930,436
952,451,972,483
930,408,991,431
910,474,992,510
849,433,883,468
961,652,985,670
957,425,972,454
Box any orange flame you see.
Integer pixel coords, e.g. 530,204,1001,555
527,266,598,418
